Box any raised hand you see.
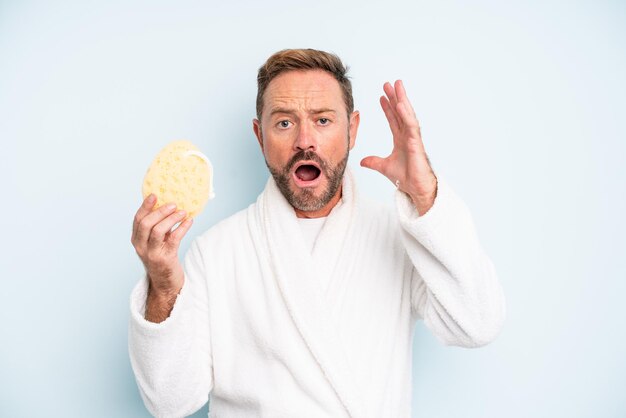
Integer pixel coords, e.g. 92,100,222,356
360,80,438,215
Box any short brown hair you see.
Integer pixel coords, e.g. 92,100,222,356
256,48,354,120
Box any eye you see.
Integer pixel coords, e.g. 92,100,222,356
278,120,291,129
318,118,330,125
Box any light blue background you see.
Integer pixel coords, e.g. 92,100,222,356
1,0,624,417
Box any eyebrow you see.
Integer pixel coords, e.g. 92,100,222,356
269,107,337,117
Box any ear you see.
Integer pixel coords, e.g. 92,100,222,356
348,110,360,150
252,118,264,152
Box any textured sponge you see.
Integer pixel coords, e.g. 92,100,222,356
142,140,215,218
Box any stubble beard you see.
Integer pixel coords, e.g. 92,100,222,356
266,146,349,212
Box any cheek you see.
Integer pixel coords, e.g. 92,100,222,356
262,138,291,166
325,133,349,160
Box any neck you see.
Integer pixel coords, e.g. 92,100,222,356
294,185,343,219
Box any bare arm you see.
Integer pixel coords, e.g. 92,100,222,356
145,279,182,322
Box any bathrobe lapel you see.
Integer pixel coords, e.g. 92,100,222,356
255,169,364,418
310,172,356,291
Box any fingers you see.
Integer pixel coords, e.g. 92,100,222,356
380,96,400,134
383,82,398,111
132,194,157,241
168,217,194,247
397,100,421,130
147,210,188,251
394,79,405,99
383,80,416,130
391,80,420,130
133,202,178,249
394,80,416,118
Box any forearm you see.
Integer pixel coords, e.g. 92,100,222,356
398,176,506,347
129,266,213,416
408,185,437,216
145,280,182,323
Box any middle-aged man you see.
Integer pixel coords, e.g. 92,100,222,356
129,48,506,417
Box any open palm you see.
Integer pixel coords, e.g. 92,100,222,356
360,79,438,214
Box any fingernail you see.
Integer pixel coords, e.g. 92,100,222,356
165,203,176,211
177,210,186,217
147,194,155,202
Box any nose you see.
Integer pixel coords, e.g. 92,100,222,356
293,122,317,152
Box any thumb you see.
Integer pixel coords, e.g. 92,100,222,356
360,156,386,173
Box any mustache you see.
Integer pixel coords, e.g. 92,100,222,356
284,150,328,173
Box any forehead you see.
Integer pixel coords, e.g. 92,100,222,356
263,69,344,116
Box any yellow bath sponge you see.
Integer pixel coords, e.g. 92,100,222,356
142,140,215,218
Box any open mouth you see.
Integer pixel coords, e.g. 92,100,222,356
295,164,321,181
293,161,322,186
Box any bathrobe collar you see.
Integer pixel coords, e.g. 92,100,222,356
255,167,365,418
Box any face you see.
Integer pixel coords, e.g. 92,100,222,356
253,69,360,216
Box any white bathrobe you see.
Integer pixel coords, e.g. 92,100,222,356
128,168,506,418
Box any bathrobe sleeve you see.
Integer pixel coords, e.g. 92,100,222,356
395,176,506,348
128,238,213,417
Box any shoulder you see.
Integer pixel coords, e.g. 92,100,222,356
357,195,397,228
184,203,259,274
353,195,403,248
193,204,253,250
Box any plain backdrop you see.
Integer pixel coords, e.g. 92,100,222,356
1,0,624,417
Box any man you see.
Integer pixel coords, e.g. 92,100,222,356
129,48,506,417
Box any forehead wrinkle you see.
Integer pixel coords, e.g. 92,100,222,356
263,71,345,119
268,94,336,116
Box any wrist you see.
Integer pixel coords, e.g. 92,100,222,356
408,176,438,215
147,280,182,301
146,267,184,296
